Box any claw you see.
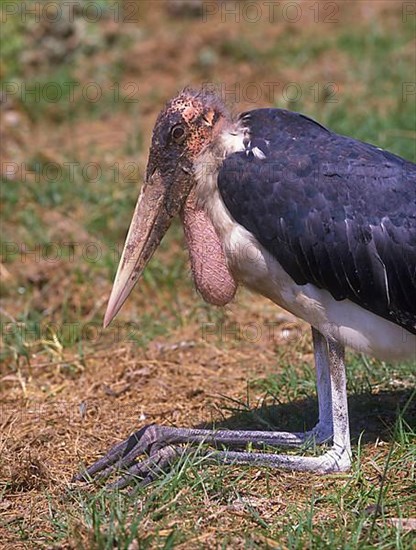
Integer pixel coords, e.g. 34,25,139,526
73,425,180,486
73,425,155,482
106,445,182,490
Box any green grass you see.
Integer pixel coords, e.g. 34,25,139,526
19,385,413,549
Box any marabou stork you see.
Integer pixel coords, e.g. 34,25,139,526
77,88,416,488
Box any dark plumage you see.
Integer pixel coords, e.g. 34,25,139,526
219,109,416,333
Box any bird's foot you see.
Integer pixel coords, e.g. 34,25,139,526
105,444,182,489
73,425,183,488
73,423,350,489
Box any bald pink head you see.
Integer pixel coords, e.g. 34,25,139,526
104,88,235,327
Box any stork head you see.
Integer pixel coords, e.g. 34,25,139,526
104,88,229,327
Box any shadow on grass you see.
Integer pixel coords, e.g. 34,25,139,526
197,389,415,444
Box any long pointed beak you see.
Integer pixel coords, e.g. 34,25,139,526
103,169,191,327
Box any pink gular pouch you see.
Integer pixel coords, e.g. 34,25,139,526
181,189,237,306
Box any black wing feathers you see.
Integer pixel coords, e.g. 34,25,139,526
218,108,416,334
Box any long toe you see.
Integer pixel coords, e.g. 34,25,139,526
106,445,183,490
73,425,159,482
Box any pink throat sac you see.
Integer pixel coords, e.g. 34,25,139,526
181,190,237,306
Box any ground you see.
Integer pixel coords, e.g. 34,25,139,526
0,1,415,548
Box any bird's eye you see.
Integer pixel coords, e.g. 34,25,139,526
171,125,186,143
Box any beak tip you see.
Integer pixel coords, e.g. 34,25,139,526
103,302,116,329
103,312,111,329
